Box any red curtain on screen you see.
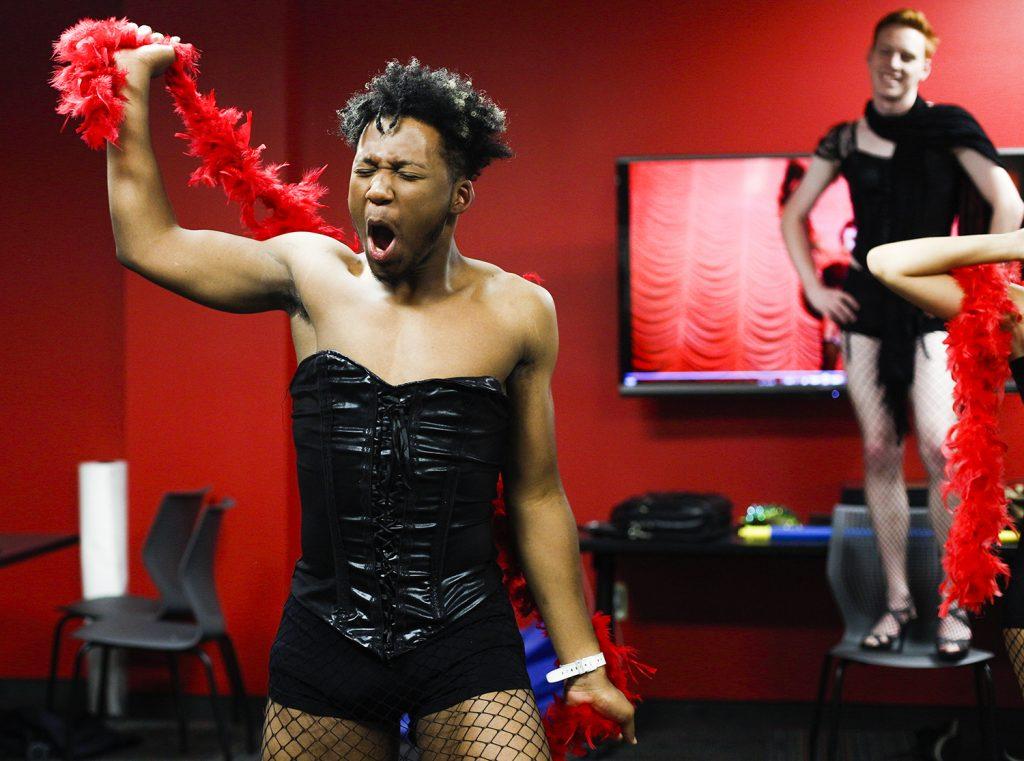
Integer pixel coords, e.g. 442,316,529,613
629,159,852,373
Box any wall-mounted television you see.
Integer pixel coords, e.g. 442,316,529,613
617,151,1024,396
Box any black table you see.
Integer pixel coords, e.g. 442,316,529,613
578,524,1018,636
0,533,78,568
579,525,828,635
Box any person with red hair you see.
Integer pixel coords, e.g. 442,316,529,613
780,8,1023,659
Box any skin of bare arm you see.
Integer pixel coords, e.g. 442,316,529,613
867,227,1024,355
502,281,637,744
108,32,348,314
780,156,861,324
955,148,1024,235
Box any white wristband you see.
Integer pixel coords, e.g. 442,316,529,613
545,653,606,683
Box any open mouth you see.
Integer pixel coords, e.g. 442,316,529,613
366,221,397,261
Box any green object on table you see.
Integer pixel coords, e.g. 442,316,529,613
743,503,801,527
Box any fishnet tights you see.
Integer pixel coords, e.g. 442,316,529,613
262,689,551,760
1005,629,1024,700
844,332,970,645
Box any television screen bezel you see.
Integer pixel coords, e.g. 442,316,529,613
617,150,1024,397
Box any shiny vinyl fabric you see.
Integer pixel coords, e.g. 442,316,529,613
289,350,510,660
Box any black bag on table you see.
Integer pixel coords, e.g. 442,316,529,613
610,492,733,542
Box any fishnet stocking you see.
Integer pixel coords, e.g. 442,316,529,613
415,690,550,761
262,700,397,760
843,331,968,645
1004,629,1024,700
263,594,549,760
262,690,550,760
909,332,970,648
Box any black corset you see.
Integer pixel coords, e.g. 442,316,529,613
288,350,510,659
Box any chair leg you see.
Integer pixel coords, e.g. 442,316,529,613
167,653,189,754
974,662,1000,761
96,646,111,721
217,636,255,753
64,642,94,761
826,659,848,761
195,647,232,761
46,614,77,712
808,653,833,761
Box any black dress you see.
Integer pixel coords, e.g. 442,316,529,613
814,102,1000,438
814,121,954,338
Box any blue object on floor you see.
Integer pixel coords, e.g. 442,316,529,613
522,619,560,713
399,618,560,738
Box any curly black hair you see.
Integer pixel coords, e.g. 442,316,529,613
337,59,513,181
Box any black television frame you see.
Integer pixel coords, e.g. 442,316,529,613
617,150,1024,397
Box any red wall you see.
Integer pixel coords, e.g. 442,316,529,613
0,0,125,679
6,0,1024,707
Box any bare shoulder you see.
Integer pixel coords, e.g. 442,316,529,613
266,231,358,265
464,261,557,374
468,259,555,326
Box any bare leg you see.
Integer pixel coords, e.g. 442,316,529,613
261,700,398,761
415,689,551,761
844,333,914,645
908,331,971,651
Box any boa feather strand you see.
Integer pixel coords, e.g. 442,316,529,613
941,261,1019,614
51,17,347,242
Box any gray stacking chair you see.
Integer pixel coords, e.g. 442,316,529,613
46,488,209,710
63,499,253,761
809,504,998,761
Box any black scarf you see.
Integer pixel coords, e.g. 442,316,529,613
863,96,1000,440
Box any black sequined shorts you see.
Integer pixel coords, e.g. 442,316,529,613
267,588,533,731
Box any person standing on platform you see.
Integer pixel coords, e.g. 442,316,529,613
780,9,1023,659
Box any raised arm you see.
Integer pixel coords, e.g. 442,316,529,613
866,228,1024,320
780,156,859,324
502,282,636,742
108,34,340,313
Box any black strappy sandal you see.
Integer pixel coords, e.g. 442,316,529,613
861,603,917,652
936,606,972,661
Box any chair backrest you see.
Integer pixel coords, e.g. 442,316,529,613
180,498,234,638
141,488,209,615
827,504,942,650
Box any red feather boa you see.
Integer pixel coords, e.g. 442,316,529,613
492,486,655,759
941,261,1020,614
52,18,651,758
52,18,347,243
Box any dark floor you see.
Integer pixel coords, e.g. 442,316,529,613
3,698,1023,761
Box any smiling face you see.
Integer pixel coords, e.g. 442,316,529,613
868,24,932,106
348,116,473,284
